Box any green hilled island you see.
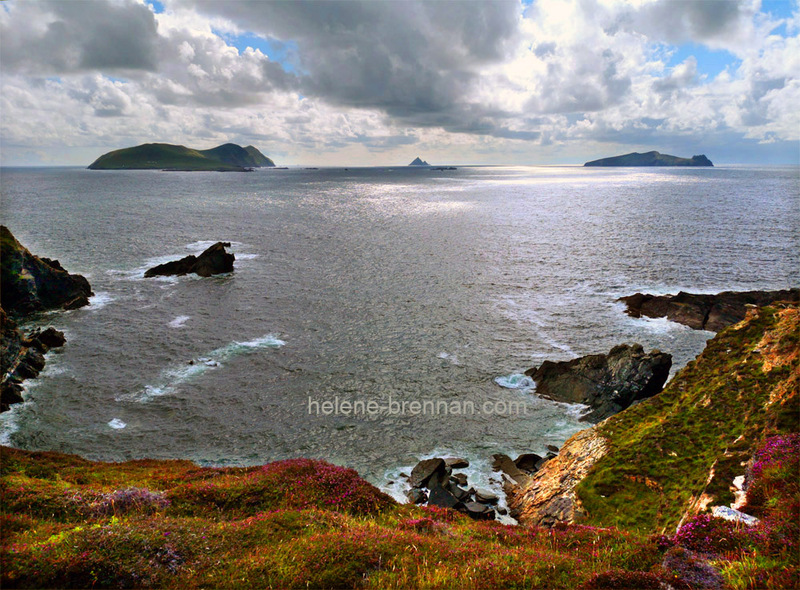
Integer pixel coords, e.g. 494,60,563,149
87,142,275,171
584,151,713,167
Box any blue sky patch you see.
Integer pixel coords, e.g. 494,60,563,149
214,30,301,74
149,0,165,14
668,44,740,80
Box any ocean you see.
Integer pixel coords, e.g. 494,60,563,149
1,165,797,503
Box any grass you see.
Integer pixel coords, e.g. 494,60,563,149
1,304,797,588
576,304,799,534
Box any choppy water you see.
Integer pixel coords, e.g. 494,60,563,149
1,165,797,497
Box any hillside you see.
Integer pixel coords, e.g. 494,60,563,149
584,151,713,167
510,303,798,534
1,304,797,589
87,143,275,170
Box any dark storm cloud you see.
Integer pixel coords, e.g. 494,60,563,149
176,0,525,134
0,0,159,74
611,0,749,44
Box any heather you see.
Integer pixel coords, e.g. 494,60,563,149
3,434,799,589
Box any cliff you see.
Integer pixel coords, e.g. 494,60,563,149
584,151,713,167
87,142,275,171
509,303,799,534
0,226,93,316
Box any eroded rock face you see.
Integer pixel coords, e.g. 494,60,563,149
0,307,66,412
0,226,93,315
619,289,799,332
526,344,672,423
144,242,235,278
508,428,609,526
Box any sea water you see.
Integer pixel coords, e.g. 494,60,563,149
1,165,797,495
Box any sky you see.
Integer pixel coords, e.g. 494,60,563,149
1,0,798,166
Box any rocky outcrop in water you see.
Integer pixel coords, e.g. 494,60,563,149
1,226,93,315
1,307,66,412
144,242,235,278
619,289,800,331
525,344,672,423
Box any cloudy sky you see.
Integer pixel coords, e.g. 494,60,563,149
1,0,798,166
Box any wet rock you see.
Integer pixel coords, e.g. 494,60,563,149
405,488,428,504
145,242,235,278
409,458,447,488
525,343,672,423
546,444,560,453
428,484,463,510
444,457,470,469
619,289,799,332
1,381,24,410
514,453,542,472
463,501,495,520
491,453,530,484
474,490,499,505
445,482,472,502
1,225,93,315
450,473,468,486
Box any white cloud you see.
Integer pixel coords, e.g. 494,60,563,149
0,0,797,165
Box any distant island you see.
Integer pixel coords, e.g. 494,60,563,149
409,157,430,166
88,143,275,171
584,151,713,167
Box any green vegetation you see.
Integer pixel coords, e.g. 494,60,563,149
576,304,799,534
584,151,713,166
87,143,275,170
1,305,797,588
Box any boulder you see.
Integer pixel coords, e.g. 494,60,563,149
463,501,495,520
36,327,66,349
427,484,463,510
491,453,530,485
474,490,499,505
514,453,542,472
444,482,472,502
408,458,447,489
619,289,799,332
0,226,93,315
444,457,470,469
525,343,672,423
144,242,235,278
450,473,468,486
405,488,427,504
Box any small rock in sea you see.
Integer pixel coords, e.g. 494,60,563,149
444,457,470,469
450,473,468,486
546,444,560,453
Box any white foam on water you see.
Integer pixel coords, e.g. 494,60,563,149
235,253,260,260
168,315,191,328
0,404,22,446
437,352,460,365
108,418,127,429
87,291,114,310
494,373,535,391
184,240,243,252
126,334,285,402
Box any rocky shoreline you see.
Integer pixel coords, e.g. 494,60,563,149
0,226,93,413
619,288,799,331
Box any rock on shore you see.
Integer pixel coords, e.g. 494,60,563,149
1,226,93,315
525,344,672,423
144,242,235,278
1,307,66,412
619,289,799,331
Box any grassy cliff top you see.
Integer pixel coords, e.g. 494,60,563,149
87,143,275,170
576,304,798,533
